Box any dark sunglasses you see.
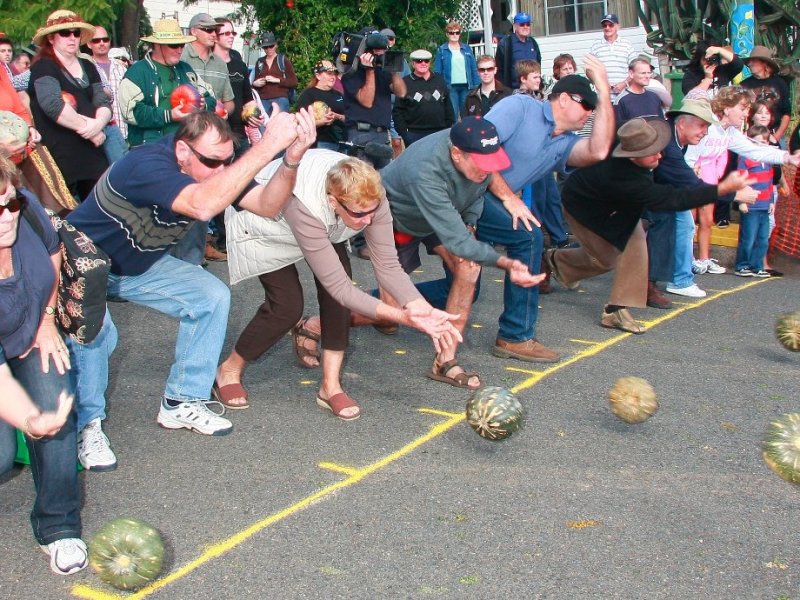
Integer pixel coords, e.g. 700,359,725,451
336,198,379,219
165,43,185,49
263,44,276,49
186,144,235,168
478,66,495,72
219,31,237,36
447,30,462,35
91,37,110,43
198,27,219,34
0,193,25,215
412,58,430,63
568,93,594,111
57,29,82,38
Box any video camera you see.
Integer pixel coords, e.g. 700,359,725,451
330,28,405,75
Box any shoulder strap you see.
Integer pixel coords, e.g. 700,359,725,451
277,54,286,75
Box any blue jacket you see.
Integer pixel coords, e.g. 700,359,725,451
434,42,479,89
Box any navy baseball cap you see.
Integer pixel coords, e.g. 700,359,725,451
601,13,619,24
450,117,510,172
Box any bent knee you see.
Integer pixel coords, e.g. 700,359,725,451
452,259,482,283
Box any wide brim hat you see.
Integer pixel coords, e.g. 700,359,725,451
666,98,714,124
612,117,672,158
743,45,780,73
140,19,196,45
33,10,95,46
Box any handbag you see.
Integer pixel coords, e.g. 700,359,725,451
21,202,110,345
18,144,78,216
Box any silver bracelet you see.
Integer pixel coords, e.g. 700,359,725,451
282,156,301,170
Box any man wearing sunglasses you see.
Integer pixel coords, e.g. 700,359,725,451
494,12,541,90
182,13,234,119
65,109,317,439
589,14,637,101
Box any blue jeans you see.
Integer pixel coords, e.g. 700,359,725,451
448,84,469,117
68,309,118,431
670,210,696,288
102,124,129,164
413,261,482,311
735,210,770,271
532,173,568,247
263,97,290,115
169,220,207,266
72,255,231,402
643,209,675,282
0,349,81,544
477,194,542,342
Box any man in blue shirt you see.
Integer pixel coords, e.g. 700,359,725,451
495,12,541,89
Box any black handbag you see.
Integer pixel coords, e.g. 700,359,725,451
22,203,110,344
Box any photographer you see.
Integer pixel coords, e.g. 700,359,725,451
341,28,406,170
682,42,743,99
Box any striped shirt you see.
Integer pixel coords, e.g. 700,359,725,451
589,36,637,100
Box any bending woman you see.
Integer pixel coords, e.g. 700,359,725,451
217,150,460,420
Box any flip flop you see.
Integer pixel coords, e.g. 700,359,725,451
292,316,321,369
316,393,361,421
212,382,250,410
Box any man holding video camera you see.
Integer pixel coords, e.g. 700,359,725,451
341,28,407,170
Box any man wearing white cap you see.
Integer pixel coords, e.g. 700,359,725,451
392,49,454,146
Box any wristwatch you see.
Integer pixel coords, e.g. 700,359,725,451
44,305,56,316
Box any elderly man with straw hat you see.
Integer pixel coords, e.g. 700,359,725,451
549,117,755,334
118,18,216,148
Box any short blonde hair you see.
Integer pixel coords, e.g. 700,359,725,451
326,158,384,210
710,86,755,118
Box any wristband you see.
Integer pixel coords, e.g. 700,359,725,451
282,156,301,170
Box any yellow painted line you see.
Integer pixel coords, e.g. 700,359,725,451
505,366,546,375
569,339,602,345
510,278,769,394
318,462,360,476
72,410,464,600
418,408,463,418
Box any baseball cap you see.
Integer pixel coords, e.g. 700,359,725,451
601,13,619,24
450,117,511,172
188,13,218,29
551,75,598,109
260,31,277,47
513,12,532,25
379,28,396,38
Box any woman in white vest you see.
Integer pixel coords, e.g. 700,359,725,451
217,150,461,420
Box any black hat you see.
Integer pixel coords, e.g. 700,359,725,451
551,75,598,109
260,31,277,47
450,117,511,172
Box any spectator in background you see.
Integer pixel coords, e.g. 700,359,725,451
740,45,791,144
86,25,128,163
0,36,12,67
463,54,510,118
182,13,234,117
512,59,543,98
682,42,743,99
393,49,454,147
107,47,130,138
495,12,541,90
296,59,346,151
380,28,409,158
614,58,664,123
12,50,32,75
251,31,298,115
589,13,637,101
434,21,479,117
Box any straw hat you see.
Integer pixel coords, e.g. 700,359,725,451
612,117,672,158
743,45,780,74
33,10,95,46
140,19,196,45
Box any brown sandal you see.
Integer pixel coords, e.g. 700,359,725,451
292,316,320,368
316,392,361,421
426,358,482,390
212,382,250,410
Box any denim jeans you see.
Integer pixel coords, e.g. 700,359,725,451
102,124,129,164
643,209,675,282
413,261,482,311
169,220,207,266
264,97,290,116
735,210,770,271
477,194,542,342
72,255,231,402
532,173,568,247
670,210,696,288
68,309,118,431
0,348,81,544
448,84,469,117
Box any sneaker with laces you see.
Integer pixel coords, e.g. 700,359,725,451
734,267,754,277
753,269,771,278
157,399,233,436
665,283,707,298
77,418,117,471
40,538,88,575
704,258,726,274
691,259,708,274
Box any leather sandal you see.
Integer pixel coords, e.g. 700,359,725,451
316,392,361,421
292,316,321,368
426,358,482,390
212,382,250,410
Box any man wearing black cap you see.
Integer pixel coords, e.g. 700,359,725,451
551,117,754,333
364,117,545,387
341,28,406,169
495,12,541,89
590,13,637,100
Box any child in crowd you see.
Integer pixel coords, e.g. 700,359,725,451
512,60,543,98
734,124,775,277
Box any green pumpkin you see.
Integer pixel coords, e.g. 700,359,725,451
608,376,658,424
763,413,800,485
88,517,165,591
0,110,29,146
775,311,800,352
466,386,524,441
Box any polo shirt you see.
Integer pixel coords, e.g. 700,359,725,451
181,43,234,103
589,35,637,97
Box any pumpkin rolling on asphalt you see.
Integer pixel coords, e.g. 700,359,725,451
88,517,165,591
608,376,658,424
763,413,800,485
775,311,800,352
466,386,524,441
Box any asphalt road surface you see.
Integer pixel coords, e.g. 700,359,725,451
1,253,798,600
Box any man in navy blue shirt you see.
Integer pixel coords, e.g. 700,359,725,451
495,12,541,89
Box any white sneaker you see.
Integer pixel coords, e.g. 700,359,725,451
665,283,707,298
157,400,233,436
78,418,117,471
40,538,88,575
691,259,708,274
704,258,726,274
